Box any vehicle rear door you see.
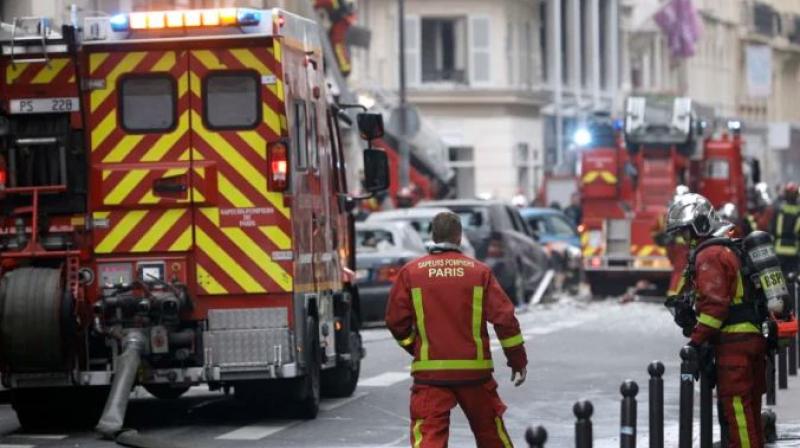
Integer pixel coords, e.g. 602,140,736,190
86,49,195,256
187,44,293,296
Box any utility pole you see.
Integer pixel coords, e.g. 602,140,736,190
397,0,410,190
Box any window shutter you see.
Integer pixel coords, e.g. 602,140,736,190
469,16,491,85
404,15,421,86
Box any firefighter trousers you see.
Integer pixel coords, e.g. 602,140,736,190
716,335,767,448
409,378,513,448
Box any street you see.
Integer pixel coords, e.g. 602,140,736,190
5,296,794,448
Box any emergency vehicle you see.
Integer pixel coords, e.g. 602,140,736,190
579,97,756,296
0,8,388,430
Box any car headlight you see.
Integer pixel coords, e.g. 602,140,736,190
566,245,582,259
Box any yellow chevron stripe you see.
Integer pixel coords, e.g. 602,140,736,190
261,226,292,250
95,210,147,253
195,225,264,293
271,41,282,63
264,102,282,136
6,63,27,84
140,110,190,162
237,130,267,159
91,51,147,113
91,110,117,151
150,51,176,72
196,264,228,294
193,50,226,70
89,52,110,74
104,170,149,205
31,58,70,84
189,71,202,99
102,134,145,163
229,48,281,99
192,110,289,218
169,227,193,252
222,226,293,291
218,173,255,208
131,209,187,252
177,70,188,98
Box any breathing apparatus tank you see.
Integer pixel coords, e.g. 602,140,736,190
743,231,788,315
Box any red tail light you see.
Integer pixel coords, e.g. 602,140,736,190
267,141,289,192
0,155,7,189
377,265,401,282
487,239,505,258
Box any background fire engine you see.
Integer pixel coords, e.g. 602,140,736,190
0,8,389,432
578,96,759,297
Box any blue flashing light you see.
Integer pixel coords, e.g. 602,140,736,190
109,14,129,32
237,9,261,26
613,118,624,131
573,128,592,147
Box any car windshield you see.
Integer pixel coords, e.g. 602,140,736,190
381,217,434,241
356,229,396,250
527,214,577,237
450,208,488,230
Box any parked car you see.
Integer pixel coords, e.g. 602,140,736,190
365,207,476,257
417,200,549,305
355,222,427,323
520,207,583,294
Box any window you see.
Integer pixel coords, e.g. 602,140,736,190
356,229,396,250
469,16,491,84
515,143,538,199
308,106,319,169
448,146,475,198
293,101,308,170
421,17,467,83
120,75,175,132
546,215,578,237
204,72,259,129
706,159,730,179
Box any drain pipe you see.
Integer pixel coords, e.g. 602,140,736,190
96,330,146,438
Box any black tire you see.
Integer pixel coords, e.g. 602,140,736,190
11,386,108,431
293,316,321,419
144,384,191,400
321,329,362,398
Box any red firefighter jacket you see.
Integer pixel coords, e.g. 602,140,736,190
691,244,760,345
385,250,527,384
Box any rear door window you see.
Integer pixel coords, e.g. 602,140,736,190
204,72,260,129
293,101,308,170
120,75,176,132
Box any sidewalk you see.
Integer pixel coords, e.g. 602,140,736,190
772,363,800,446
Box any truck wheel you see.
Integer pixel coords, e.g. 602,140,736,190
11,386,107,431
144,384,191,400
293,316,320,419
321,329,362,398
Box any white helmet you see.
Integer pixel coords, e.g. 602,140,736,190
719,202,738,222
666,193,723,237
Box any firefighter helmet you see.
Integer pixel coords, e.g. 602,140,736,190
666,193,722,238
719,202,739,222
784,182,799,203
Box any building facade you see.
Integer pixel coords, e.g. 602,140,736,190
625,0,800,186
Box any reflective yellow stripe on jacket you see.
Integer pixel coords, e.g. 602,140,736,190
698,275,761,334
410,286,495,372
775,204,800,256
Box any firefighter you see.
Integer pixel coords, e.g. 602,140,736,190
385,211,527,448
661,185,691,297
666,193,767,448
770,182,800,276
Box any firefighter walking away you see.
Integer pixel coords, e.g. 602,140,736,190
386,212,527,448
666,193,789,448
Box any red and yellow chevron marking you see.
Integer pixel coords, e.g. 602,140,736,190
580,231,603,257
88,50,193,255
5,57,76,85
93,210,192,254
188,44,293,295
581,170,618,185
631,244,667,257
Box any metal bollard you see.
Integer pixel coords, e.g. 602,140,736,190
762,409,777,444
620,380,638,448
779,344,789,389
767,350,777,405
648,361,664,448
679,346,697,448
526,426,548,448
699,356,713,448
574,400,594,448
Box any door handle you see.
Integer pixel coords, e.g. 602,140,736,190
153,175,188,198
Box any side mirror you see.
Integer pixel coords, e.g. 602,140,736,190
357,113,385,141
363,148,390,193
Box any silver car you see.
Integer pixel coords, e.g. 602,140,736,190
365,207,477,257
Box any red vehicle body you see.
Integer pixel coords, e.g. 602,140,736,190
0,9,384,430
579,98,753,296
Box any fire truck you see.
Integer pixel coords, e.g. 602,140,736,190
579,97,756,296
0,8,389,431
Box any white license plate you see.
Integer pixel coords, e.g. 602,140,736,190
10,97,79,114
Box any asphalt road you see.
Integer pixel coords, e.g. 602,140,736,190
2,297,800,447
